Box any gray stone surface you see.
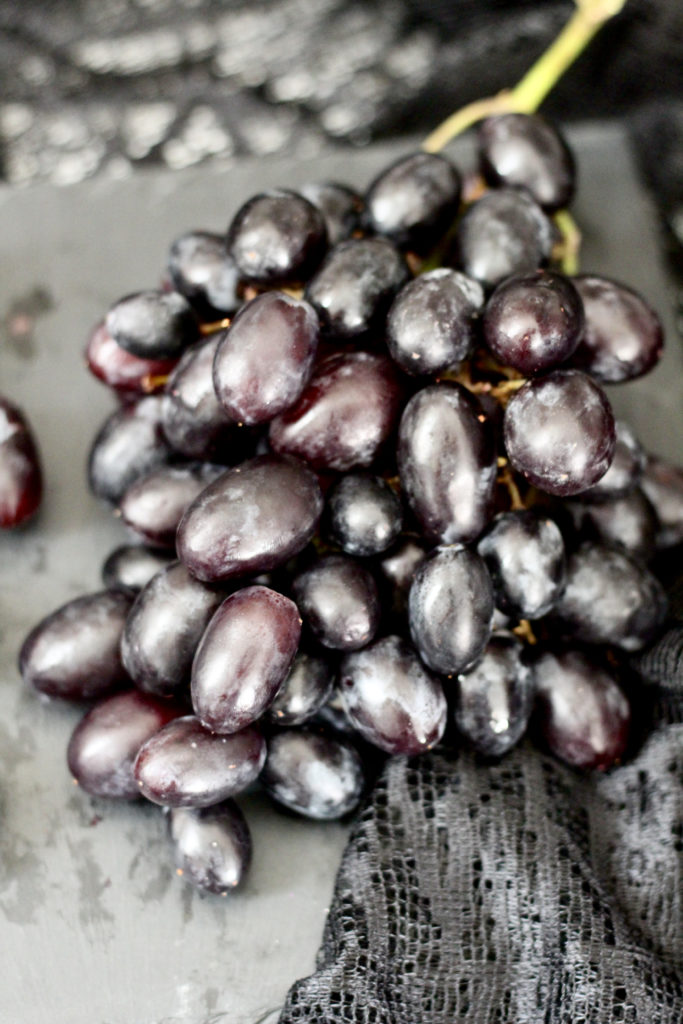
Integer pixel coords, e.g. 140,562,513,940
0,126,680,1024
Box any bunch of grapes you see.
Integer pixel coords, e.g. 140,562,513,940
18,110,683,898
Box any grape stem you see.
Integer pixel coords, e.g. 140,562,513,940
200,317,232,335
422,0,627,152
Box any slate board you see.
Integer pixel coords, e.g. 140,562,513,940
0,125,681,1024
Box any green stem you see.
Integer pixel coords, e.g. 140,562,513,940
422,0,627,153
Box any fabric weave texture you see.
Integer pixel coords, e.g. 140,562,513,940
279,570,683,1023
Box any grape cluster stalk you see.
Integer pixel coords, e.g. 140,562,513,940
18,0,683,897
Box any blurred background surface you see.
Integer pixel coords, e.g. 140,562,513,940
0,0,681,268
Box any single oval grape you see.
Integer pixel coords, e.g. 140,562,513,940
304,237,409,339
570,275,664,383
212,291,319,425
293,555,380,651
398,383,497,544
386,268,484,377
267,650,335,727
482,270,584,375
503,370,615,497
327,474,403,557
176,454,323,582
226,189,327,286
161,335,250,463
134,717,266,807
339,635,447,755
553,542,667,651
191,586,301,734
87,395,174,505
85,321,177,398
364,151,461,254
102,544,175,595
532,649,629,770
121,561,225,696
409,546,494,676
300,181,363,246
119,462,223,549
640,456,683,549
569,488,658,563
20,589,133,701
167,230,240,320
477,510,566,620
455,635,534,758
169,800,252,895
478,113,575,211
106,289,199,360
67,690,182,799
269,352,403,472
0,396,42,528
261,729,364,820
454,187,554,291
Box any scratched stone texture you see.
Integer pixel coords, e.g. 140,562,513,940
0,126,680,1024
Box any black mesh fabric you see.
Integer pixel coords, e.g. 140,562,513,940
279,597,683,1021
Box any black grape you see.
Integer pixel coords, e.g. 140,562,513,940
106,289,199,360
409,546,494,675
326,473,403,557
455,635,534,757
169,800,252,895
293,555,380,651
226,189,327,286
364,151,461,254
503,370,615,497
386,268,484,377
261,729,364,820
478,113,575,211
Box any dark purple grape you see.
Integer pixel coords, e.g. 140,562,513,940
85,321,177,398
570,275,664,382
269,352,403,472
267,650,335,726
398,383,497,544
532,649,629,770
454,187,554,291
477,510,566,620
102,544,175,595
121,561,224,696
327,474,402,557
67,690,182,798
378,536,428,619
299,181,363,245
304,237,409,339
386,268,484,377
226,189,327,286
293,555,380,651
161,335,249,463
580,420,645,501
482,270,584,375
177,454,323,582
88,395,174,504
455,635,534,757
20,589,133,701
503,370,615,497
169,800,251,895
212,291,319,425
339,636,447,755
106,289,199,360
553,542,667,651
640,456,683,549
191,586,301,734
478,113,575,211
409,546,494,676
134,717,265,807
0,396,42,528
167,230,240,319
261,729,364,820
119,462,223,549
568,488,658,562
364,151,461,254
